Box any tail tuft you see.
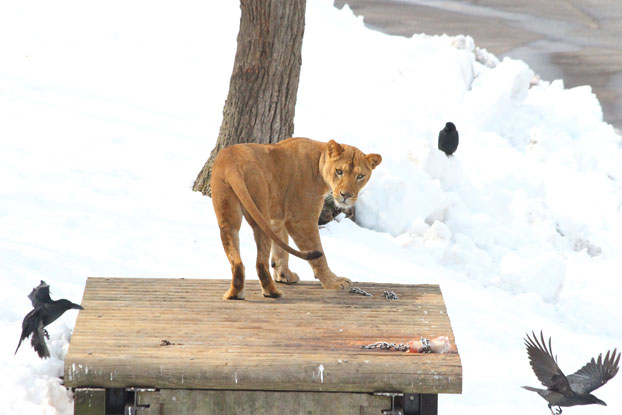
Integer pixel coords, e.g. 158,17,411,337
305,250,324,260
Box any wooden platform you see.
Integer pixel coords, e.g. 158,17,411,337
64,278,462,396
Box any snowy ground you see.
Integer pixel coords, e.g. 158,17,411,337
1,0,621,414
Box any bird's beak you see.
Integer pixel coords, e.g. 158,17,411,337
596,399,607,406
73,304,84,310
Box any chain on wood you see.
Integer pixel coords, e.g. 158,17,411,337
420,337,432,353
361,337,433,353
383,290,398,300
349,287,399,300
349,287,373,296
361,341,410,352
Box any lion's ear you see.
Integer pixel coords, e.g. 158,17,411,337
327,140,345,159
366,153,382,169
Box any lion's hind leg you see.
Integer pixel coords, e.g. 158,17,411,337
251,225,283,298
270,220,300,284
241,178,282,299
212,182,246,300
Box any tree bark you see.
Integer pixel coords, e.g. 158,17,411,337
193,0,306,196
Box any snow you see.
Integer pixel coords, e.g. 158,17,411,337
1,0,621,413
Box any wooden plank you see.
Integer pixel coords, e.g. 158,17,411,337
135,389,391,415
65,278,462,394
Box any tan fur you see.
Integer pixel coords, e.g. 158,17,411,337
210,137,382,300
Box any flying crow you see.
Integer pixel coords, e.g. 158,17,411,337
438,121,459,157
15,281,84,359
523,331,620,414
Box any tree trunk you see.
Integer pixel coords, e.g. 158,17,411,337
193,0,306,196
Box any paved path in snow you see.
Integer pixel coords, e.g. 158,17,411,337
334,0,622,131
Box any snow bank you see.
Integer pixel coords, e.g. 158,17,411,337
300,1,622,327
1,0,620,414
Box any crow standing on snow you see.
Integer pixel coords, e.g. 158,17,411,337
15,280,84,359
438,121,459,156
523,331,620,415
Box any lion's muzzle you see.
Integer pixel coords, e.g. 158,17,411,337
334,191,357,208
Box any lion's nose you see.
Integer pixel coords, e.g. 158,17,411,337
340,191,353,201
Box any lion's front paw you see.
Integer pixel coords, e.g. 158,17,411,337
321,276,352,290
223,288,245,300
262,289,283,298
273,267,300,284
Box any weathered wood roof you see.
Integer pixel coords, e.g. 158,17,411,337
64,278,462,394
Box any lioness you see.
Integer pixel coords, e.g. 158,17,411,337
211,137,382,300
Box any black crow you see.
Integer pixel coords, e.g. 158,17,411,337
15,280,84,359
523,331,620,414
438,121,459,156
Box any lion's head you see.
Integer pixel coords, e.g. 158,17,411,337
321,140,382,209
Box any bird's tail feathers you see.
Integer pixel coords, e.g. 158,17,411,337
15,338,24,355
521,386,543,392
31,332,50,359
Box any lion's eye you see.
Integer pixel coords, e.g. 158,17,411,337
357,174,365,180
336,169,343,176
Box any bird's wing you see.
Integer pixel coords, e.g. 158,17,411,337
30,319,50,359
15,308,39,354
567,349,620,395
28,281,52,307
525,331,571,392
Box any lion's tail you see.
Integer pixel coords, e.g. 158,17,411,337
227,171,323,261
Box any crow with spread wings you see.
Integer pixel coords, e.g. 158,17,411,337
15,280,84,359
523,331,620,414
